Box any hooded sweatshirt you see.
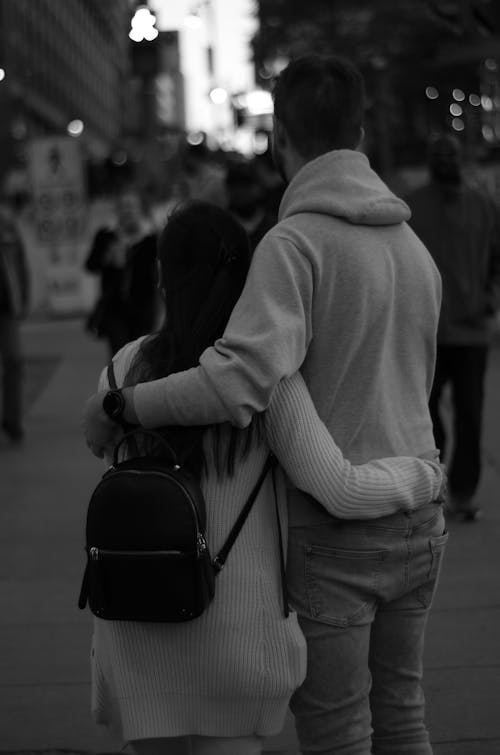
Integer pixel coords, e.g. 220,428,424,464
133,150,441,525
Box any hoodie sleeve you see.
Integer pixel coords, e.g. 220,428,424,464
265,372,443,518
133,232,313,428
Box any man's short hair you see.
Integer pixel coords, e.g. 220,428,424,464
272,54,365,159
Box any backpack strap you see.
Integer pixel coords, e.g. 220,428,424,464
107,361,118,389
106,361,141,458
213,453,289,618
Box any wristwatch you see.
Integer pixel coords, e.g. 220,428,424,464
102,389,126,422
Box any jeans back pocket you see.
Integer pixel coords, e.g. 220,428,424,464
417,530,449,608
305,545,388,627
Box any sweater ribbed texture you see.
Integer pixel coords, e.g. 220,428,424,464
91,340,442,740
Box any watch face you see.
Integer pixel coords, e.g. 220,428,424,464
103,390,125,420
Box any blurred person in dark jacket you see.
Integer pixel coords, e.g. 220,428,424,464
84,188,159,357
0,198,30,443
225,159,277,253
254,148,286,218
179,140,227,208
406,134,500,520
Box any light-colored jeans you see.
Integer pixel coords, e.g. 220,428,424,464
287,503,448,755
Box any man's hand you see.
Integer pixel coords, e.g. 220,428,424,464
419,448,447,505
83,391,124,458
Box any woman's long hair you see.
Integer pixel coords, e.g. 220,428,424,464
123,200,262,477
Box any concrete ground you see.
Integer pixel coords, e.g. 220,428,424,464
1,317,499,755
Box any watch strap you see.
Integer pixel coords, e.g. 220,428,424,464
106,362,136,432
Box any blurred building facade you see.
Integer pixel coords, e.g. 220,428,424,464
252,0,500,175
0,0,131,184
150,0,259,154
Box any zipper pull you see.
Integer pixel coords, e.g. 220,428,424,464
90,547,99,561
196,534,207,556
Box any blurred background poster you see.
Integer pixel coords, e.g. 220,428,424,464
27,136,88,315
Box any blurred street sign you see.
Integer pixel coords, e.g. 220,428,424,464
28,136,88,314
156,73,177,125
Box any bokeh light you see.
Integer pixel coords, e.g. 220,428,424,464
187,131,205,145
67,119,84,136
245,90,273,115
129,6,158,41
209,87,228,105
111,150,128,166
253,132,269,154
482,124,495,141
425,86,439,100
452,118,464,131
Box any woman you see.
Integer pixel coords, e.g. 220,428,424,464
90,201,444,755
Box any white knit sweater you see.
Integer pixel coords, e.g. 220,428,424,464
91,339,442,741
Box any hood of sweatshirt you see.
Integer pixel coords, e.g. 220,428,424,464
279,149,411,227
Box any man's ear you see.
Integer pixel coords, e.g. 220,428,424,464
273,117,288,150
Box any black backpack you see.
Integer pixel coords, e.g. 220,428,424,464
78,366,286,623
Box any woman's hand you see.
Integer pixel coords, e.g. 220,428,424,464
82,391,123,458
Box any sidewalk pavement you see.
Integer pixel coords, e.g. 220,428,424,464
1,317,499,755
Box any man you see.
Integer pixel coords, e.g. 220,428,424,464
84,188,159,357
225,158,278,252
84,56,444,754
0,198,30,444
406,134,500,521
180,140,227,208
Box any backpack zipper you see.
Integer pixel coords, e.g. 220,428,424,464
196,533,208,556
95,468,208,559
89,546,184,559
103,467,205,530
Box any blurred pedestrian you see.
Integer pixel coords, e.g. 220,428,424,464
406,134,500,521
0,197,30,444
254,148,286,218
84,188,159,357
88,200,443,755
178,140,227,208
225,159,277,252
84,55,446,755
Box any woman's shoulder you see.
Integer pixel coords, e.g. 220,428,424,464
102,336,149,389
115,335,147,362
